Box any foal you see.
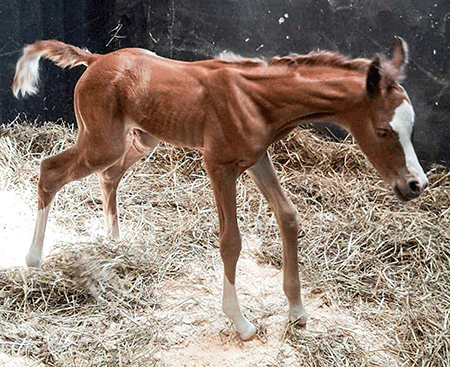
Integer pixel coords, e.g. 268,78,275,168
13,37,427,340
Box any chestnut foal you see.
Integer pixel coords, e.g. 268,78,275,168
13,37,427,339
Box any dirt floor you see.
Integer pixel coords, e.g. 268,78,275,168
0,190,395,366
0,195,396,366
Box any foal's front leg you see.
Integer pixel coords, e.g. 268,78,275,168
205,160,257,340
247,153,308,326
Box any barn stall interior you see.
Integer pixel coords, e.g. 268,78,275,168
1,1,450,366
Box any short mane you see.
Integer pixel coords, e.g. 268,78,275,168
269,51,370,71
216,50,371,72
216,51,266,67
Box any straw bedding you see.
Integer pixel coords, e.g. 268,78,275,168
0,117,449,366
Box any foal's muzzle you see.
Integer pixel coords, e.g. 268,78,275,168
394,176,428,202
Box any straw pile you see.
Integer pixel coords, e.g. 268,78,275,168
0,117,449,366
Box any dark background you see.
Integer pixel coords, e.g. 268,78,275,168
1,0,449,167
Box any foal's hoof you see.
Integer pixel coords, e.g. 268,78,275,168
238,322,257,341
291,315,308,329
289,305,308,328
25,252,42,268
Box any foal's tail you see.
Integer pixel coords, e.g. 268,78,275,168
13,40,100,98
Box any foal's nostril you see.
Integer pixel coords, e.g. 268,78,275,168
408,180,421,194
395,179,425,201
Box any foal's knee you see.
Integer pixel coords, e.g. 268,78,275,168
278,205,299,234
220,232,242,258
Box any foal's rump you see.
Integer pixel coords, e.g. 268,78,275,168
13,40,207,149
73,46,208,148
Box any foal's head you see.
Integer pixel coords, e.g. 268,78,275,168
347,37,428,201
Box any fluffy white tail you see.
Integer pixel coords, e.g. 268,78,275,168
13,40,98,98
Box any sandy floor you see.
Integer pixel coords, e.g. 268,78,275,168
0,352,46,367
0,191,397,366
148,237,396,366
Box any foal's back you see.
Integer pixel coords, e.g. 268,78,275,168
74,48,248,149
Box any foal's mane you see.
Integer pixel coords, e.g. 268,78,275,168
215,51,266,67
216,50,370,72
269,51,370,71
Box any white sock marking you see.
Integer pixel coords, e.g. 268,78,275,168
26,206,50,267
222,276,256,340
106,213,120,239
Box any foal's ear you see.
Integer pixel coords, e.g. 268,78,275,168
390,36,409,78
366,55,382,96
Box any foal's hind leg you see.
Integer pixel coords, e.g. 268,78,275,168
26,126,127,268
97,129,159,239
247,152,308,326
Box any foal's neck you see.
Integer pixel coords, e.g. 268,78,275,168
242,64,367,133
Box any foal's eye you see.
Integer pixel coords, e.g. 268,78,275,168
376,128,389,138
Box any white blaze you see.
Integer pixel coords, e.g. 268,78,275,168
389,100,428,187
